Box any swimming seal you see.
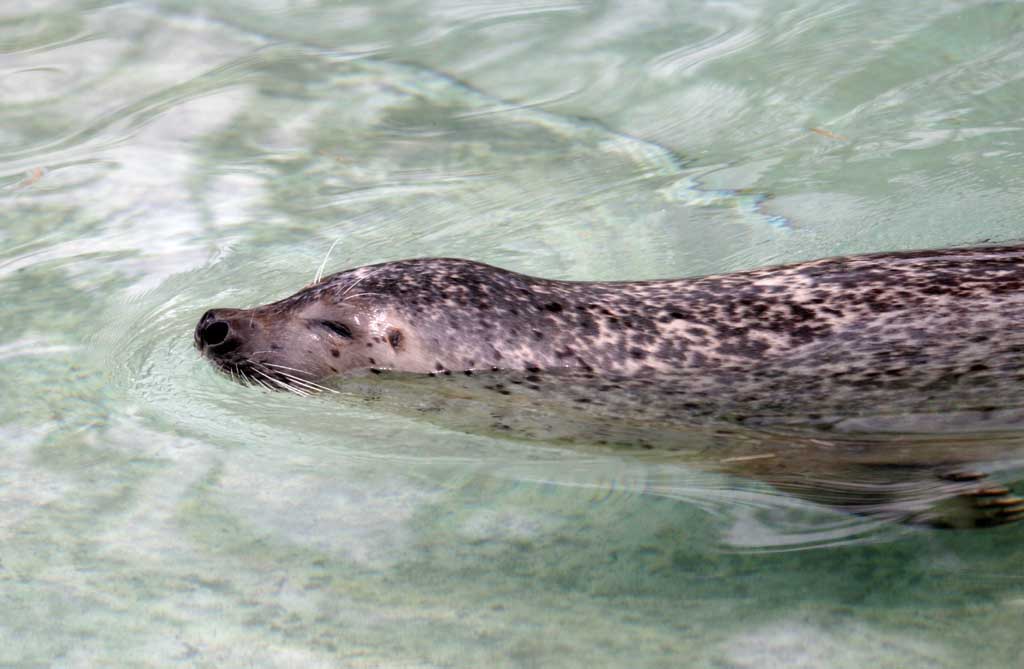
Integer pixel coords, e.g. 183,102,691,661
195,245,1024,528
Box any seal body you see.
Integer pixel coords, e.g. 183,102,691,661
195,245,1024,528
197,245,1024,426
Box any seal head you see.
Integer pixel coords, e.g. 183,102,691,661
195,295,406,392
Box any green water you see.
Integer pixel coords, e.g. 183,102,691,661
4,1,1024,666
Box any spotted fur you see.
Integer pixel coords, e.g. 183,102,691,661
198,246,1024,427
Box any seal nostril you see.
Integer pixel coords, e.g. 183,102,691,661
201,321,230,347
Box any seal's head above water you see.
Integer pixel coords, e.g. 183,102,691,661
195,265,439,391
196,258,584,391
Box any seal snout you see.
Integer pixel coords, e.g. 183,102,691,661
195,308,239,354
197,309,229,346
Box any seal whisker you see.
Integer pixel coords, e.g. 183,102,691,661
253,367,309,397
244,366,275,392
251,376,273,392
275,372,325,392
339,266,387,299
262,362,340,393
313,237,343,286
264,366,338,394
261,361,315,374
285,383,312,398
236,368,254,388
250,361,323,396
340,291,382,303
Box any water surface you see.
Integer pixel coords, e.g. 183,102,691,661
5,1,1024,666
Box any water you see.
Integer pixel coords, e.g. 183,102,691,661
5,1,1024,666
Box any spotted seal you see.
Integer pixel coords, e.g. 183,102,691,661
195,245,1024,528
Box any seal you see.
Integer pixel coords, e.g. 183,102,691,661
195,245,1024,528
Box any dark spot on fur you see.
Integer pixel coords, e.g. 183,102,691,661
789,304,815,321
331,349,340,358
388,329,403,349
544,302,563,313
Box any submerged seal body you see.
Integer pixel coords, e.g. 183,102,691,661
196,246,1024,527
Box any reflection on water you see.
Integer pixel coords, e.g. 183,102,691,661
5,1,1024,667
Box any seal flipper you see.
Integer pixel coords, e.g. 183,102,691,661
908,471,1024,529
721,457,1024,529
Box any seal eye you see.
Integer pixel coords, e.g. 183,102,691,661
317,320,353,339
